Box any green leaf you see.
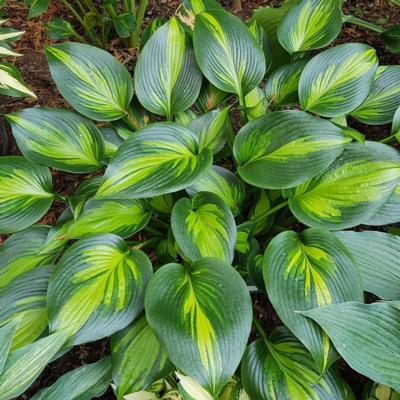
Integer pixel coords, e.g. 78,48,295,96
0,331,66,400
393,105,400,140
195,80,230,113
264,58,308,106
96,122,212,199
7,108,104,173
193,9,266,98
0,266,52,351
186,165,246,216
363,382,400,400
244,86,267,120
247,19,272,74
0,63,35,98
299,43,378,117
100,127,124,162
248,190,274,236
47,234,153,345
46,42,133,121
28,0,50,18
0,322,17,375
263,228,362,372
67,198,151,239
31,357,112,400
382,24,400,54
145,258,252,397
0,225,57,289
336,231,400,300
288,142,400,230
241,327,355,400
135,17,202,119
183,0,223,14
113,12,136,39
0,156,54,234
47,17,80,40
233,111,350,189
140,17,166,49
111,316,173,399
171,192,236,263
351,66,400,125
302,302,400,392
175,109,198,126
188,107,230,154
277,0,342,54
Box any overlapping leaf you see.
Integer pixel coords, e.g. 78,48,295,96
0,322,16,375
0,157,54,234
233,111,350,189
171,192,236,263
47,234,152,345
46,42,133,121
135,17,202,119
195,80,230,113
145,258,252,397
96,123,212,199
288,142,400,230
299,43,378,117
7,108,104,172
100,127,124,162
263,228,363,372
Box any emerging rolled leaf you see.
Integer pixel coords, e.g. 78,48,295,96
278,0,342,54
336,231,400,300
288,142,400,230
145,258,252,397
351,66,400,125
241,327,355,400
299,43,378,117
46,42,133,121
263,228,363,372
135,17,202,119
96,123,212,199
302,302,400,392
186,165,246,216
193,9,266,99
7,108,104,173
111,316,173,399
233,111,350,189
0,156,54,234
171,192,236,263
47,234,153,345
31,357,112,400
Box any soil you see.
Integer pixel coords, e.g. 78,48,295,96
0,0,399,398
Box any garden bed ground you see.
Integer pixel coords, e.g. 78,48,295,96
0,0,399,398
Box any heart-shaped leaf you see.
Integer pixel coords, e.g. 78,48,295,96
0,156,54,234
47,234,152,345
233,111,350,189
171,192,236,263
46,42,133,121
7,108,104,173
299,43,378,117
193,9,266,99
263,228,363,372
288,142,400,230
135,17,202,119
302,302,400,392
96,122,212,200
145,258,252,397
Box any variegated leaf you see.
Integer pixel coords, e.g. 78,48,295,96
135,17,202,120
193,9,266,99
278,0,342,54
145,258,252,397
186,165,246,216
171,192,236,263
175,109,198,127
241,327,355,400
0,156,54,234
7,108,104,173
0,63,35,98
47,234,153,345
244,86,267,120
66,198,151,239
248,190,274,236
195,80,230,113
263,228,363,372
0,266,52,351
299,43,378,117
393,105,400,140
303,302,400,392
288,141,400,230
183,0,223,14
0,322,16,375
46,42,133,121
111,316,173,399
100,127,124,162
96,123,212,199
233,110,350,189
351,65,400,125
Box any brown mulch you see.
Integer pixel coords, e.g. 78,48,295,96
0,0,398,398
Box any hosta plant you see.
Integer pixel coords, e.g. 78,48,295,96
1,0,400,399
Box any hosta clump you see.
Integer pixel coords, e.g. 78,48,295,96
1,0,400,399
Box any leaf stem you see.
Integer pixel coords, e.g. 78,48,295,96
130,0,149,48
238,90,248,124
380,133,396,143
252,316,268,342
342,14,385,33
131,236,162,250
253,199,289,225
